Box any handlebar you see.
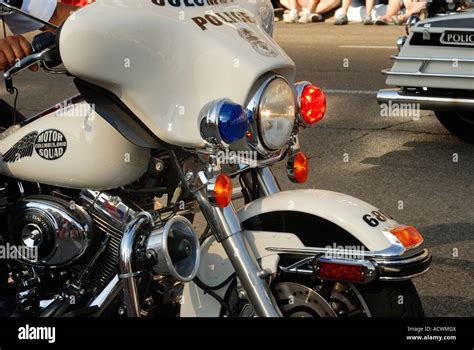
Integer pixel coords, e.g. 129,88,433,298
32,32,57,54
3,32,65,94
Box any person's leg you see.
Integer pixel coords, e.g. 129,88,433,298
398,0,425,22
299,0,325,22
376,0,401,22
309,0,320,12
283,0,300,22
365,0,375,15
363,0,375,23
280,0,302,11
315,0,341,13
334,0,351,24
341,0,352,15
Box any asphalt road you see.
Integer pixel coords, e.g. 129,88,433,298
1,22,473,317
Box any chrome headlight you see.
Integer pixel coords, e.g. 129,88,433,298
248,77,296,154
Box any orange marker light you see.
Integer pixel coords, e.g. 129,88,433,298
390,226,424,249
288,152,309,184
300,85,326,125
213,174,233,208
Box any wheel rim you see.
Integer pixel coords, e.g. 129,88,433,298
328,282,372,317
272,282,337,317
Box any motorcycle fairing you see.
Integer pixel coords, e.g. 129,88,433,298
59,0,295,148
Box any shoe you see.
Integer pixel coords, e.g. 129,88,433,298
363,15,373,25
298,13,323,23
374,15,403,25
298,12,323,23
283,10,298,23
334,14,348,25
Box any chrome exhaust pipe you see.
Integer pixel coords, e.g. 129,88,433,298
119,212,154,317
377,89,474,111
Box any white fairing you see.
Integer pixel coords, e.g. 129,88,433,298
59,0,295,148
181,189,402,317
0,101,149,190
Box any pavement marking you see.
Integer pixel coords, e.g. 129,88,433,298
339,45,396,49
323,89,378,95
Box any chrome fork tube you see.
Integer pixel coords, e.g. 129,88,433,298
195,190,282,317
257,167,281,196
119,212,154,317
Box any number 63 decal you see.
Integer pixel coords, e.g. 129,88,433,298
363,211,391,227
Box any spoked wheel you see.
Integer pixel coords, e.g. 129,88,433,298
435,110,474,143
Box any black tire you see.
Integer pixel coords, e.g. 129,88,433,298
435,110,474,143
355,281,425,317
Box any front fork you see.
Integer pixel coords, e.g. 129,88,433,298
194,187,282,317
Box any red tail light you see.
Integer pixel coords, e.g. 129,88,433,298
314,259,376,284
300,85,326,125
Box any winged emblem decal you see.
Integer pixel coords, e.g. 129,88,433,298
2,132,39,164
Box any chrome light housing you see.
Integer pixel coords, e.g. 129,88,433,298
200,99,249,149
247,76,296,155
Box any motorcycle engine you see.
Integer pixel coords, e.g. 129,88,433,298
0,185,197,317
5,195,96,267
0,190,138,315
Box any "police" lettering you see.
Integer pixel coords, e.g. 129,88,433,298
192,11,255,31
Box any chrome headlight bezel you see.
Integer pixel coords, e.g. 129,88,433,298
246,75,296,156
200,99,249,149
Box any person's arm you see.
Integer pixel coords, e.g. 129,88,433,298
0,1,79,71
49,3,80,27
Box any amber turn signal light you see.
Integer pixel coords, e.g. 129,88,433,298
213,174,233,208
287,152,309,184
390,225,424,249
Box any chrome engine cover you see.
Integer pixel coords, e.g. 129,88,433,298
6,196,95,268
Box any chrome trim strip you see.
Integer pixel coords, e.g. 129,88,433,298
266,247,398,258
391,55,474,63
382,68,474,79
377,88,474,111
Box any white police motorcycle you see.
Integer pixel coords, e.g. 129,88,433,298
0,0,430,318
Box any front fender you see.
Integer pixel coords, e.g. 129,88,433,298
238,189,401,252
180,189,426,317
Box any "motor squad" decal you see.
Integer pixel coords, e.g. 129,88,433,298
34,130,67,161
1,129,67,164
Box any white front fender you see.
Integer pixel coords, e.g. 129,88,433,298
238,189,401,252
180,189,408,317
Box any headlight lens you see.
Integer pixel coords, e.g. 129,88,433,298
258,79,296,151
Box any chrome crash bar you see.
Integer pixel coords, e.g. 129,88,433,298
272,247,432,282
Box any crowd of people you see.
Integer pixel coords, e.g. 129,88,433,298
279,0,427,24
